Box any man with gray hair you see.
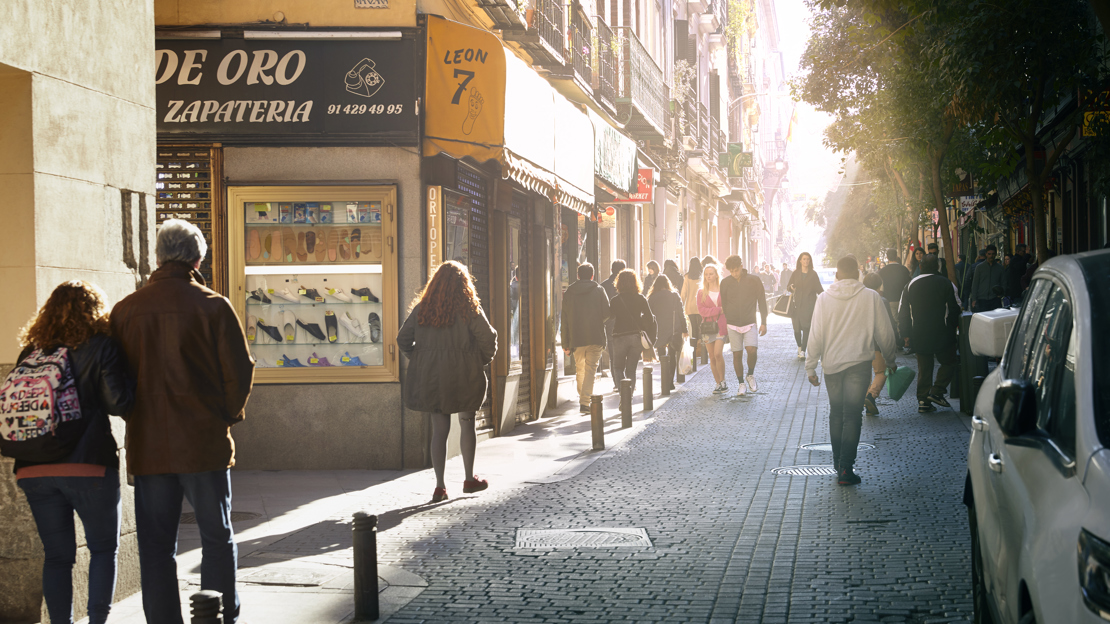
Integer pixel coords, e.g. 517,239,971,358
110,219,255,624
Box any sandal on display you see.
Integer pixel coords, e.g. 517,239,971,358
296,232,309,262
305,231,316,255
329,288,354,303
248,230,261,261
338,228,351,260
281,228,297,263
280,354,306,367
351,228,362,259
309,352,332,366
296,319,327,342
262,232,273,259
283,311,297,342
272,230,283,262
246,316,257,343
368,312,381,343
301,287,323,302
325,311,339,343
274,288,300,303
249,288,272,304
339,312,367,339
327,229,339,262
351,287,379,302
341,351,365,366
254,356,274,368
256,319,283,342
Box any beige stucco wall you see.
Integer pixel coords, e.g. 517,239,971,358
155,0,418,28
0,0,156,621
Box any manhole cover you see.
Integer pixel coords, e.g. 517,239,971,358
800,442,876,452
180,511,261,524
771,465,837,476
238,567,340,587
515,528,652,549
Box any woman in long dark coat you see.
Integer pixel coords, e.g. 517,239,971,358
787,252,823,359
647,274,687,393
397,261,497,502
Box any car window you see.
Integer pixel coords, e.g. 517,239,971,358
1077,253,1110,447
1027,285,1076,458
1003,279,1052,379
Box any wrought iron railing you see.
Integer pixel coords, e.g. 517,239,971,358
683,85,697,141
534,0,565,65
568,4,592,86
594,17,616,110
699,102,710,153
616,27,666,135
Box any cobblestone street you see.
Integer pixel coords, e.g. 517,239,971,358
378,317,975,623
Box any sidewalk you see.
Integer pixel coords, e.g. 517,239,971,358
100,350,693,623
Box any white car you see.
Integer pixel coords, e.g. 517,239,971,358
965,248,1110,623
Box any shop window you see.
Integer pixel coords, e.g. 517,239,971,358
156,145,225,294
228,186,398,383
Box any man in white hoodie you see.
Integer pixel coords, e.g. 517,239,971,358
806,255,898,486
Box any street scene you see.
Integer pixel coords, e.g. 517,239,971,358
2,0,1109,623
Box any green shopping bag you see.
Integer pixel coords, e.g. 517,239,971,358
885,366,915,401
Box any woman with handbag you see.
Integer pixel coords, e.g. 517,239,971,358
6,281,135,624
696,264,729,394
610,269,657,394
397,261,498,503
787,252,823,359
647,275,687,393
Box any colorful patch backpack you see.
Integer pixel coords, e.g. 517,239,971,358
0,347,86,462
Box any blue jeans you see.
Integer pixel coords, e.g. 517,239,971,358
135,470,239,624
18,470,121,624
825,361,872,470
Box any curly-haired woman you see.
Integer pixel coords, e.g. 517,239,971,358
397,261,497,502
610,269,657,394
6,281,134,624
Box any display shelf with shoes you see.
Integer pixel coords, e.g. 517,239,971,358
230,185,398,383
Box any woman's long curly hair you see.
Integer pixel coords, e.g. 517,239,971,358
414,261,483,327
20,281,111,350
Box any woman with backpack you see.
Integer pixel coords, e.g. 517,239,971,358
610,269,657,394
647,274,687,393
3,281,134,624
696,263,729,394
397,261,497,503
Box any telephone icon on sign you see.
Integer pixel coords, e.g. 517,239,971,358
345,58,384,98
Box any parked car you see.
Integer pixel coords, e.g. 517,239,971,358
965,248,1110,623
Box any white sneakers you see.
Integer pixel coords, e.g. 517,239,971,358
338,311,367,338
274,288,300,303
735,383,747,397
797,347,805,359
330,288,354,303
746,375,759,393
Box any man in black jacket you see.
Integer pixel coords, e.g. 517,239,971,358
926,242,946,277
878,250,911,322
562,263,611,413
898,254,961,413
598,259,625,381
720,255,768,397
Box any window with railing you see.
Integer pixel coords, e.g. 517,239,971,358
594,17,616,109
616,27,666,135
683,85,697,140
699,102,710,153
534,0,565,64
568,4,592,85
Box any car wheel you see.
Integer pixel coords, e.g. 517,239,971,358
969,503,995,624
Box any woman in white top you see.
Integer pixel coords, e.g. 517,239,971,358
695,264,729,393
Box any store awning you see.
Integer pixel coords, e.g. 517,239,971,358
424,16,594,214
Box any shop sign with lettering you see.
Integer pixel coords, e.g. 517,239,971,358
597,205,617,228
426,186,442,278
610,169,654,203
156,37,417,139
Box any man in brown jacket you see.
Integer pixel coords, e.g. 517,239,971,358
111,219,254,624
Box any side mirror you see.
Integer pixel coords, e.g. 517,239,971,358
993,379,1037,437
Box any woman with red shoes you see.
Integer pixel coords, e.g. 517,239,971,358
397,261,498,502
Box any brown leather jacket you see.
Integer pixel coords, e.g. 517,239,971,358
110,262,254,475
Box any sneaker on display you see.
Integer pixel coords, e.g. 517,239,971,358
745,375,758,393
330,288,354,303
339,312,367,338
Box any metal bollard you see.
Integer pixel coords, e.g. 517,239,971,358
691,344,698,372
620,379,633,428
590,394,604,450
643,366,654,412
661,354,672,396
353,512,380,621
189,590,222,624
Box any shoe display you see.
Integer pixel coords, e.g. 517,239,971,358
325,311,339,343
341,351,365,366
735,383,747,397
864,393,879,415
431,487,448,503
256,319,283,342
339,312,367,339
283,311,297,342
248,288,272,304
745,375,759,393
301,287,323,301
463,476,489,493
368,312,381,343
255,356,274,368
296,319,327,342
274,288,300,303
926,392,951,408
280,354,306,367
351,287,380,302
309,352,332,366
918,400,937,413
329,288,354,303
838,467,862,486
246,316,257,343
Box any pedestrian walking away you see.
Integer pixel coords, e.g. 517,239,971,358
647,274,687,395
786,252,823,359
599,259,626,382
679,257,703,359
397,261,498,502
720,255,768,397
861,273,897,415
662,258,684,295
970,244,1006,312
2,281,135,624
806,255,898,486
609,269,657,394
560,262,611,413
696,263,729,394
110,220,255,624
898,254,961,413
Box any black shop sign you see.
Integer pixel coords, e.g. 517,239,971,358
156,37,418,141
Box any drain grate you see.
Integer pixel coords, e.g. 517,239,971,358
800,442,876,452
771,465,837,476
515,528,652,549
180,511,261,524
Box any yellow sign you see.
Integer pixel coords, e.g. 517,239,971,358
1084,111,1110,137
427,185,443,279
424,16,505,162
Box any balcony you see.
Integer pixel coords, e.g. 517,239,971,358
615,27,666,140
593,16,617,114
699,101,710,153
475,0,527,31
699,0,722,31
680,85,697,150
502,0,565,67
567,3,592,90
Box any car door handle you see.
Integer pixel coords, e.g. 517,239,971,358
988,453,1004,473
972,416,989,431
